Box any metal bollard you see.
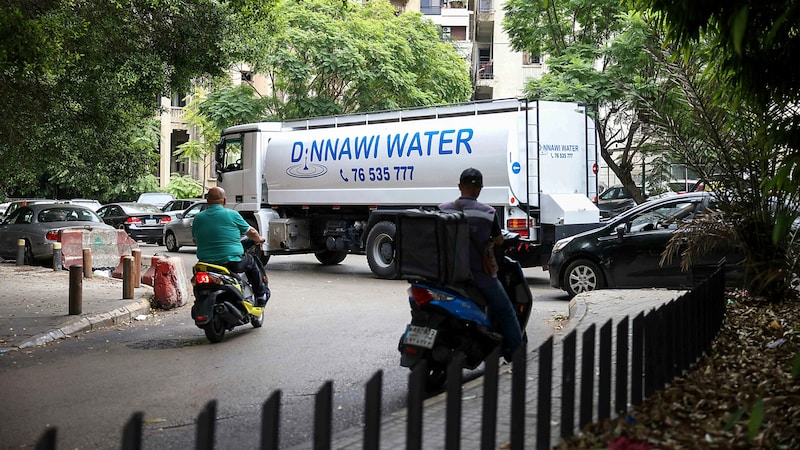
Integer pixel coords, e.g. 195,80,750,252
82,248,92,278
122,256,134,300
16,239,24,266
69,265,82,315
132,249,142,288
53,242,62,271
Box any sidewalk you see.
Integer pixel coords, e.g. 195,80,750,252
0,262,153,352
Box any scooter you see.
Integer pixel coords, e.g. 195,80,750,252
398,234,533,391
191,238,268,343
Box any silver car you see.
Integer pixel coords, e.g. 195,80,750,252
0,204,114,264
163,200,208,252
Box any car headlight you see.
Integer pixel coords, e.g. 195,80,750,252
552,236,575,255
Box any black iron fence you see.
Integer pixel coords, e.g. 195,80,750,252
36,268,725,449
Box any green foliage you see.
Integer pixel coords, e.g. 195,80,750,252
0,0,233,199
240,0,472,120
165,174,203,199
504,2,666,203
645,28,800,298
107,174,161,202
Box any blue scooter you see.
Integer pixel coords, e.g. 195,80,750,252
398,233,532,391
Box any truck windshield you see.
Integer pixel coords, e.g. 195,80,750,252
217,137,243,173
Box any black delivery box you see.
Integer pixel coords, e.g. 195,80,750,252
395,209,471,284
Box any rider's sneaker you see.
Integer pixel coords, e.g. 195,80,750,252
255,294,268,307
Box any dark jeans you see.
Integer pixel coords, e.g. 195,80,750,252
479,279,523,353
225,253,268,299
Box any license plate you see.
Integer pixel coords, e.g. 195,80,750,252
144,218,156,225
403,325,437,349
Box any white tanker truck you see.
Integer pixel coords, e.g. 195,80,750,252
213,98,601,278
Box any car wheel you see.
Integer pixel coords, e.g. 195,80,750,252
563,259,605,297
164,231,180,252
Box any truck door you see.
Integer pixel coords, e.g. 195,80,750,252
216,136,245,202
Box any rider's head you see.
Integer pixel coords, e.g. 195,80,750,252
458,168,483,198
206,187,226,205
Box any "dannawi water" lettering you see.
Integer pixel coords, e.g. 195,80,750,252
290,128,474,163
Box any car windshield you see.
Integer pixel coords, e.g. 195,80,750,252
599,186,631,200
628,201,699,231
124,204,164,214
39,207,102,223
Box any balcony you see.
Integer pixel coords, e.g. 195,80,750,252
170,107,188,128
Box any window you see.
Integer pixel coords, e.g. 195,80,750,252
217,137,244,173
522,51,541,65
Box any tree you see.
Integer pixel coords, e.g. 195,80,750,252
633,5,800,297
0,0,233,198
503,1,671,203
232,0,473,120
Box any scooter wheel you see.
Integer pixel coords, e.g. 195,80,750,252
250,309,265,328
204,316,226,343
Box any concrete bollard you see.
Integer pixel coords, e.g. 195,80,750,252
69,265,82,315
16,239,25,266
122,256,135,300
82,248,92,278
53,242,62,271
132,249,142,288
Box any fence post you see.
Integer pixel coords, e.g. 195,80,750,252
82,248,92,278
16,239,25,266
132,249,142,288
261,391,282,450
69,265,82,315
579,324,596,429
122,256,134,300
314,381,333,450
53,242,62,270
536,337,554,450
560,330,577,440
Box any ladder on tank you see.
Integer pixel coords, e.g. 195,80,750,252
282,98,538,130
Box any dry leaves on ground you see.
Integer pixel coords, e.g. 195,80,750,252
558,290,800,449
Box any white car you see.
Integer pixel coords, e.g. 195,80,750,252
136,192,175,209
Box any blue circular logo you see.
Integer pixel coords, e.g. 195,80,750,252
512,161,521,174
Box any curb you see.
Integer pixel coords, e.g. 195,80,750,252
10,295,152,352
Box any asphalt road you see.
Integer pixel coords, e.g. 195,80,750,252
0,247,571,449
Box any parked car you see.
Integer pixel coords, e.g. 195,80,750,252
597,185,637,219
65,198,102,211
96,202,171,244
161,198,202,219
549,192,741,297
0,204,114,264
136,192,175,209
597,183,676,219
3,199,61,220
163,200,209,252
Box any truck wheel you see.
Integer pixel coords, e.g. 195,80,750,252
315,249,347,265
366,221,399,279
563,259,605,297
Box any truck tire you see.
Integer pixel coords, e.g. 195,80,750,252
366,221,399,279
563,259,605,298
315,249,347,265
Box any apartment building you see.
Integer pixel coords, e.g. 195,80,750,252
395,0,545,99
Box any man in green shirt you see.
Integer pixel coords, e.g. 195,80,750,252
192,187,269,306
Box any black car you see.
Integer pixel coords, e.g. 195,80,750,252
548,192,740,297
96,202,171,244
